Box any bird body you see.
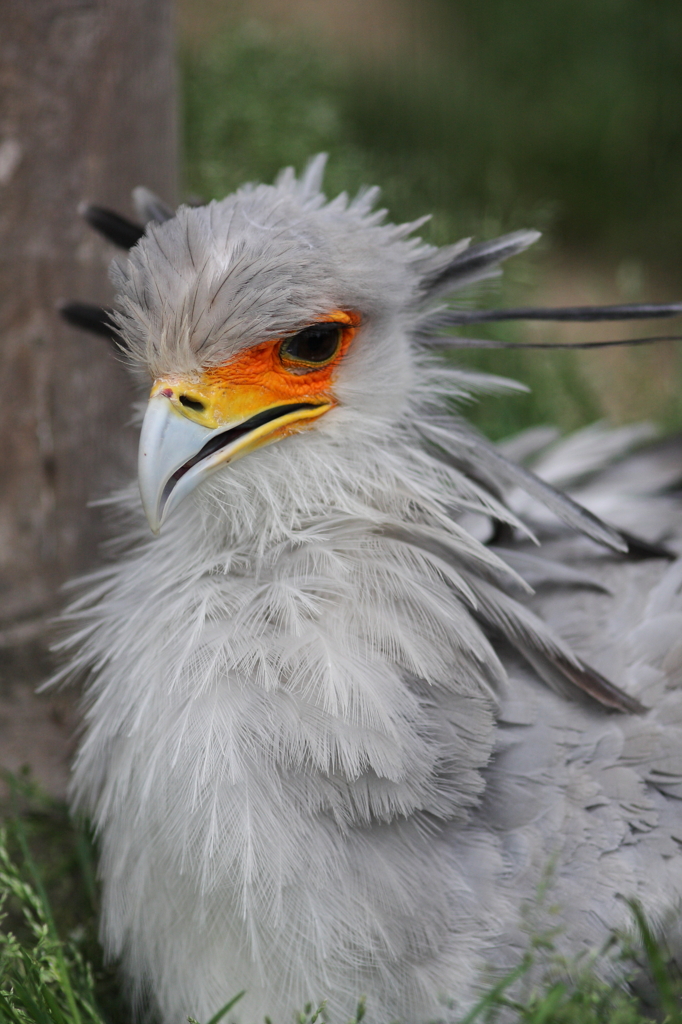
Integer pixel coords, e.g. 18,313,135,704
58,158,682,1023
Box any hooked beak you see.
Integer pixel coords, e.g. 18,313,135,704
138,386,331,533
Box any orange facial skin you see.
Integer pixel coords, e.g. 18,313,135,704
150,311,360,439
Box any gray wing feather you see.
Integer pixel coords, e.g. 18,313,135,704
489,547,612,592
485,557,682,950
417,420,628,553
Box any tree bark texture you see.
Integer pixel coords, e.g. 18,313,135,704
0,0,177,793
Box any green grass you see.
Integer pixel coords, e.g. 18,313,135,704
2,775,681,1024
0,774,122,1024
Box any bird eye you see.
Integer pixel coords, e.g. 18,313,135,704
279,323,343,367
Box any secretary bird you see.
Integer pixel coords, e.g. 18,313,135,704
57,156,682,1023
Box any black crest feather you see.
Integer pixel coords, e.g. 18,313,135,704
59,301,123,346
79,203,145,250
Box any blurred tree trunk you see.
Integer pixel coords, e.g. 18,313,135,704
0,0,177,794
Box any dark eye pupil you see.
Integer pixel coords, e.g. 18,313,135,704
281,324,342,364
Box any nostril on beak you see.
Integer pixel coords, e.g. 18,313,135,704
179,395,206,413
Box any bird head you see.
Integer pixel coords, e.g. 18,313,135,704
113,157,435,532
107,155,539,533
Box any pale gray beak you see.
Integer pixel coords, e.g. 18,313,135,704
139,395,236,533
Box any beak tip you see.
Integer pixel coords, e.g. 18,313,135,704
142,503,162,536
139,488,162,535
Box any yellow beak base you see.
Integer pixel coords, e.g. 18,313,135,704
138,383,331,532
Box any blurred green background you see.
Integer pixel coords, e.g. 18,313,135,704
178,0,682,440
